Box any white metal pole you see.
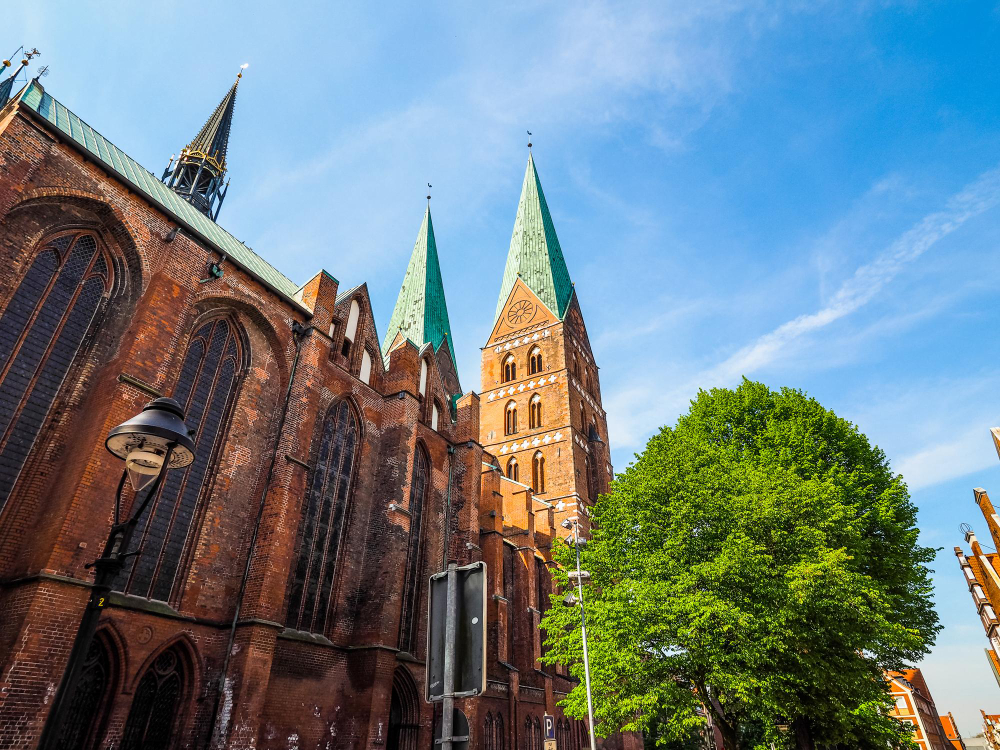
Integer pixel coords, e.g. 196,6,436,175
574,521,598,750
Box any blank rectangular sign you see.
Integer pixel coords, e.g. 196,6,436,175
426,561,487,702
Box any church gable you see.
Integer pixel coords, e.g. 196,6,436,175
487,277,560,347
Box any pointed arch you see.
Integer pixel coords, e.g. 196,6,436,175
0,230,117,513
505,400,518,436
54,628,119,750
484,712,495,750
387,667,420,750
117,315,247,601
528,346,543,375
495,712,505,750
286,398,360,633
419,357,429,396
119,642,194,750
505,456,519,483
531,451,545,494
502,354,516,383
529,393,542,429
399,443,430,653
360,348,373,385
533,716,543,750
342,299,360,358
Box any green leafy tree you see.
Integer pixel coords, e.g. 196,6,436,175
541,380,936,750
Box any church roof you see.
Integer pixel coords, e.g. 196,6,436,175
11,79,303,307
382,207,457,370
185,77,238,169
495,153,574,322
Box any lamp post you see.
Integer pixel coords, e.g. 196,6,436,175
562,516,598,750
38,398,195,750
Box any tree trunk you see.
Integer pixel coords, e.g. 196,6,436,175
792,717,814,750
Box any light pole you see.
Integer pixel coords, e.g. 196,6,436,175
39,397,195,750
562,516,598,750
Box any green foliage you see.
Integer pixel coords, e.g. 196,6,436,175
540,380,936,750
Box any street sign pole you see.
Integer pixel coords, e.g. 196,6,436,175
441,562,458,750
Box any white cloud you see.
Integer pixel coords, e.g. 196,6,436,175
606,164,1000,453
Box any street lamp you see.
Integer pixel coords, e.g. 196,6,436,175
561,516,598,750
39,398,195,749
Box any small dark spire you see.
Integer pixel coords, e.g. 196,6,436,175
162,65,247,221
0,47,40,107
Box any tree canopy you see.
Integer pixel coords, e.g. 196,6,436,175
541,380,938,750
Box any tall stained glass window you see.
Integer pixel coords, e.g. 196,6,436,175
0,232,111,511
398,447,429,653
286,400,359,633
117,318,243,600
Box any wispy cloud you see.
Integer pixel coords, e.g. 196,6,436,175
606,165,1000,451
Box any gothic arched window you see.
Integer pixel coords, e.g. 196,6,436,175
532,451,545,494
119,648,185,750
529,394,542,429
484,713,495,750
55,634,115,750
506,457,518,483
118,318,244,600
533,716,543,750
528,347,542,375
505,400,518,436
495,713,505,750
0,231,113,512
342,299,360,358
399,446,429,653
286,400,359,633
502,355,516,383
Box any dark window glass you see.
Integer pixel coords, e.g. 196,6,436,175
117,319,243,599
532,452,545,494
119,649,184,750
286,401,359,633
496,714,505,750
0,233,109,511
398,447,429,653
56,637,113,750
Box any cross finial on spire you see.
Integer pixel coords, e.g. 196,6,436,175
427,183,432,206
527,130,532,149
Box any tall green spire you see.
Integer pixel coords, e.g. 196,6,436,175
495,153,574,322
382,207,457,369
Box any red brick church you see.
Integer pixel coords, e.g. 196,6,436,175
0,68,633,750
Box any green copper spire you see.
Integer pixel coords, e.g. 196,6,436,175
382,207,457,369
495,153,574,321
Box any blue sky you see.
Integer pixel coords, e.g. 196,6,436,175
8,0,1000,736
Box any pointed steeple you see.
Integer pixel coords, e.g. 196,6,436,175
162,69,244,221
0,74,15,107
495,153,574,322
382,207,458,371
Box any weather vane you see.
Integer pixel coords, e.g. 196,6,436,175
427,183,432,204
237,62,249,80
2,46,41,84
527,130,532,149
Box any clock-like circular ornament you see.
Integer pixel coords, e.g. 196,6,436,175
507,300,535,325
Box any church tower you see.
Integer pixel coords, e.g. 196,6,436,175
480,153,610,536
161,69,243,220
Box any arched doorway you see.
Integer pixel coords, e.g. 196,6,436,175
387,668,420,750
